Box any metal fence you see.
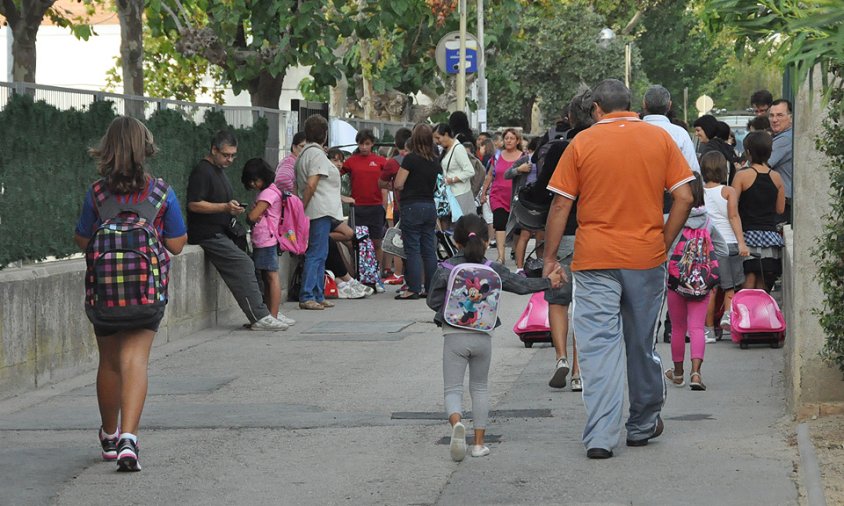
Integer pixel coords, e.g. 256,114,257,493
0,82,415,164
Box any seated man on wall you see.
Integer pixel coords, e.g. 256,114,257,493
186,130,292,331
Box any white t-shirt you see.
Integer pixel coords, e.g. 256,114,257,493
294,144,344,220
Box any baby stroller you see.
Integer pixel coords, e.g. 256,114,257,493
513,292,552,348
730,289,786,349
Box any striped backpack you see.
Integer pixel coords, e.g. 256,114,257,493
84,178,171,321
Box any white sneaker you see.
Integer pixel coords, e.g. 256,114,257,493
374,280,385,293
470,445,490,458
720,311,731,331
704,327,716,344
337,282,366,299
449,422,467,462
549,357,570,389
350,279,374,296
251,315,288,331
276,313,296,326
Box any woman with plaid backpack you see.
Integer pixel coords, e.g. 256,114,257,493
74,116,187,472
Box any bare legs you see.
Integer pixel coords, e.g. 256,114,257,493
96,329,156,435
262,271,281,318
549,303,580,378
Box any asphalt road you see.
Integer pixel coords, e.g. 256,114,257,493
0,276,799,505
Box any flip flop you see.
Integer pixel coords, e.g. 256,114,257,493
690,372,706,391
395,291,420,300
664,369,685,388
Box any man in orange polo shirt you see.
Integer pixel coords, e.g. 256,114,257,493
542,79,694,459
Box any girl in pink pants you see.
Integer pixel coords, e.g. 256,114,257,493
666,291,711,390
664,174,727,391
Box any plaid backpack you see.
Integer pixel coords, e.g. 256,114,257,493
85,178,171,321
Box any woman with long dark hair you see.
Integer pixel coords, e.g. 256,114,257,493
393,124,441,299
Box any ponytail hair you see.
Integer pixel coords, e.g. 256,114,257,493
452,214,489,263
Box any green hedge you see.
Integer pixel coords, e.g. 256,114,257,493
0,94,268,267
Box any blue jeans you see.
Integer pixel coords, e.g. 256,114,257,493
400,201,437,294
300,216,332,303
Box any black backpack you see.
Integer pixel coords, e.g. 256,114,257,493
534,132,568,180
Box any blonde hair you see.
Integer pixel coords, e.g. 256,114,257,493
90,116,158,194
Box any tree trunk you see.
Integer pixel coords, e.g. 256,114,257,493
116,0,144,117
2,0,56,83
330,74,349,118
11,24,38,83
519,97,535,131
248,71,284,109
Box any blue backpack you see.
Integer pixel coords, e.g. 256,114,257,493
441,260,502,332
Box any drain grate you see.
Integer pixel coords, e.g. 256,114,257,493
391,409,551,420
665,413,715,421
302,321,414,334
437,434,501,445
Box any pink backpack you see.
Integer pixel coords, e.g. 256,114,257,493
667,220,719,300
277,191,309,255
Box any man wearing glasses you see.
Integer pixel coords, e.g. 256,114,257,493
186,130,289,331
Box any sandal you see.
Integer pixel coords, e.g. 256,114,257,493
395,291,420,300
664,369,685,388
689,372,706,391
495,257,505,264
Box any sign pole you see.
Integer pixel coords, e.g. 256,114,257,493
457,0,467,112
477,0,486,132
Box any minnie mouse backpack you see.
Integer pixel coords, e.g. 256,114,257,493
441,261,502,332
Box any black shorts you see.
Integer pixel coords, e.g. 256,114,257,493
492,208,509,231
354,205,387,240
88,305,165,337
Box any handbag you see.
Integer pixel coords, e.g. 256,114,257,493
225,217,250,253
523,241,545,278
446,186,463,221
383,220,406,258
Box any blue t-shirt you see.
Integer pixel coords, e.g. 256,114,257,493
75,179,186,239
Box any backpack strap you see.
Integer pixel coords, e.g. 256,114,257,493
95,178,169,223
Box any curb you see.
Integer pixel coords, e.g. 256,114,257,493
797,422,828,506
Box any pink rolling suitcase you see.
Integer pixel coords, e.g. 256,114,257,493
730,289,786,349
513,292,552,348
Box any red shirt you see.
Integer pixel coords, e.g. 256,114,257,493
342,153,388,206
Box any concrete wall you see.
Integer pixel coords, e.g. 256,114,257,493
0,245,276,399
783,70,844,419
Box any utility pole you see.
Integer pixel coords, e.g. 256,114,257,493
477,0,486,132
456,0,467,112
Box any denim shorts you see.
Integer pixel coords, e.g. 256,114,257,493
252,245,279,271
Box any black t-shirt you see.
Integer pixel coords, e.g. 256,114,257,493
186,159,234,243
399,152,440,205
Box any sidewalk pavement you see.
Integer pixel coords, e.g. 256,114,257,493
0,275,800,505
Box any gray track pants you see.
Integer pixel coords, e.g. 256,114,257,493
443,332,491,429
198,234,270,324
572,266,667,450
